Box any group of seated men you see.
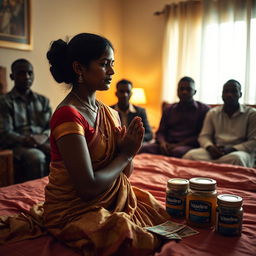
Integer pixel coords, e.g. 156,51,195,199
139,77,256,168
0,58,255,184
117,77,256,168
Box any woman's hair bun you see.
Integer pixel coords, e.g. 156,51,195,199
47,39,72,83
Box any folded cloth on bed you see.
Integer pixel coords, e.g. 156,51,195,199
0,202,45,243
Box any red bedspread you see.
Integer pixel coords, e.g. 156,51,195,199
0,154,255,256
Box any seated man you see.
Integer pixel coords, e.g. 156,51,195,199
183,79,256,167
110,79,153,142
140,76,209,158
0,59,52,182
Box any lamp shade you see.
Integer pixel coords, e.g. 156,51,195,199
130,88,147,105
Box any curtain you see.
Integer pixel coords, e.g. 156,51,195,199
162,0,202,103
162,0,256,104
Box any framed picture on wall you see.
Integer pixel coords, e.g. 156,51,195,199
0,0,32,50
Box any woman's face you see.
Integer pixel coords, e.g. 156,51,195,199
82,46,115,92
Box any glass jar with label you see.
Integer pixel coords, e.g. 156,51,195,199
216,194,243,236
186,177,217,228
166,178,189,218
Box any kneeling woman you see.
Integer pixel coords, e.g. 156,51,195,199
45,33,169,256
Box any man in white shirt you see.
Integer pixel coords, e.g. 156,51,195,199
183,79,256,167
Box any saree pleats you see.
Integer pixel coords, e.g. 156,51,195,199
44,165,168,255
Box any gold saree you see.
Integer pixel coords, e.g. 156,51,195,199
44,102,169,255
0,102,169,256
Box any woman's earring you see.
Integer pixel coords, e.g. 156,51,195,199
78,74,83,83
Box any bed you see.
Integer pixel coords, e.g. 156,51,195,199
0,153,255,256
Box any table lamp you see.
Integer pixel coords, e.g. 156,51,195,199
130,88,147,105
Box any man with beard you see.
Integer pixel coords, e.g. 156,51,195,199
0,59,52,182
183,79,256,167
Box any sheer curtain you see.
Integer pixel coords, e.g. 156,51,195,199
162,0,256,104
162,1,202,103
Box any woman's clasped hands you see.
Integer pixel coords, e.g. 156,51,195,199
115,116,145,159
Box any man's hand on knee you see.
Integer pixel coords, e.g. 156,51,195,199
206,145,224,159
217,146,237,155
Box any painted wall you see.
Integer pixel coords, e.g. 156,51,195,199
120,0,173,129
0,0,176,129
0,0,123,111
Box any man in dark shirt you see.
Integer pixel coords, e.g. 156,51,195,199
110,79,153,142
0,59,52,182
140,76,209,158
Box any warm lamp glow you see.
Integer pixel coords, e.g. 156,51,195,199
130,88,147,105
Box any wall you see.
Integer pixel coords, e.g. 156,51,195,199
0,0,176,129
0,0,123,111
94,0,124,105
119,0,175,129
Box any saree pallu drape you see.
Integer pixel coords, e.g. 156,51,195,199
44,102,169,256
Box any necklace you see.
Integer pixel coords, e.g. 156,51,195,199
70,91,98,113
71,91,108,141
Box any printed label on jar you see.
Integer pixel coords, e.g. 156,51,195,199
166,196,186,217
217,214,241,236
189,200,212,223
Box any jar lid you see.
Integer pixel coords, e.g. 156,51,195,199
217,194,243,207
189,177,216,191
167,178,189,189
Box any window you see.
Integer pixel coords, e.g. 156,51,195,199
162,0,256,104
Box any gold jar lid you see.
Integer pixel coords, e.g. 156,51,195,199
217,194,243,207
189,177,216,191
167,178,189,190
